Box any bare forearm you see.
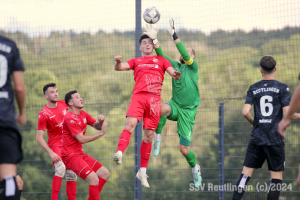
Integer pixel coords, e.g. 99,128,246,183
174,38,180,44
243,113,253,125
92,121,103,130
15,88,26,115
290,113,300,120
285,85,300,119
36,135,53,154
79,132,103,144
115,62,122,71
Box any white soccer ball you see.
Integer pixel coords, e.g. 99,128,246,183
143,6,160,24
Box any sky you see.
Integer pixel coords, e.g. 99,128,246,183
0,0,299,37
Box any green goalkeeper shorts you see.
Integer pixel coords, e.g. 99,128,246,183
166,100,198,144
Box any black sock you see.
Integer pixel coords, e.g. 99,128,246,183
0,176,18,200
267,179,282,200
232,174,251,200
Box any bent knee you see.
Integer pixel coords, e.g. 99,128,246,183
161,104,171,116
87,173,99,185
179,146,190,156
125,117,138,131
54,161,66,178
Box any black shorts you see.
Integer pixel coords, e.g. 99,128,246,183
0,127,23,164
243,140,285,171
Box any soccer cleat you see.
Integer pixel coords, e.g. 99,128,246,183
112,151,122,165
193,164,202,187
152,140,161,157
136,171,150,188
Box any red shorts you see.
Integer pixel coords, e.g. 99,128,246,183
126,92,161,130
50,144,62,167
63,153,103,180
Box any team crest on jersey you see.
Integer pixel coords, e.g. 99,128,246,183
264,84,267,87
62,109,67,115
153,58,158,63
83,118,87,124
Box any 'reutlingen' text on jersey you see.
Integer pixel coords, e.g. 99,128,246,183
245,80,291,146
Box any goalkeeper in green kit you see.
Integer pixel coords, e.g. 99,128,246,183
144,19,201,187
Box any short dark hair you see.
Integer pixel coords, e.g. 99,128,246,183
259,56,276,73
43,83,56,95
139,34,151,45
65,90,77,107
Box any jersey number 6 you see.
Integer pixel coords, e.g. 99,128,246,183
260,95,273,117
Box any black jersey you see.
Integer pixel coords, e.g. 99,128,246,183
0,36,25,129
245,80,291,146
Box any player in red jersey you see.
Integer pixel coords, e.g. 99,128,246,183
112,34,181,188
36,83,77,200
62,90,109,200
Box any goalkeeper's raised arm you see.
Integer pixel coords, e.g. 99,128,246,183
143,20,196,67
167,19,195,66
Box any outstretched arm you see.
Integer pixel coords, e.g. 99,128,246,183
168,19,194,66
114,55,130,71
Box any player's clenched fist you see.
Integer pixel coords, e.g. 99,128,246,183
115,55,122,63
98,114,105,123
173,71,181,80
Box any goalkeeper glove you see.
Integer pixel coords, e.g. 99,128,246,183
143,23,159,44
167,19,178,40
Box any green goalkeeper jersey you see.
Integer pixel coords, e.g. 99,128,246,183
155,41,200,109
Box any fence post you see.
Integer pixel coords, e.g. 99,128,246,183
219,103,225,200
134,121,143,200
57,190,61,200
134,1,142,200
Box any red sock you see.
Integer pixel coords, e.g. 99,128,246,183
51,175,63,200
140,140,152,168
98,178,107,193
66,181,76,200
117,130,132,153
89,185,100,200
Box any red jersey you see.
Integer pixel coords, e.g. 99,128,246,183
61,110,96,157
127,56,171,95
37,100,68,147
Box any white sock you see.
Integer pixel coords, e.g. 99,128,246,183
155,133,161,141
192,165,199,173
139,167,147,174
117,151,123,156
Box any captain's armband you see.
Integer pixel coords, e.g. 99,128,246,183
184,57,193,65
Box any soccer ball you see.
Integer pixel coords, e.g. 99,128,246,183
143,6,160,24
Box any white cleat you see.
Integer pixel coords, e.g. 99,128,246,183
136,171,150,188
112,151,122,165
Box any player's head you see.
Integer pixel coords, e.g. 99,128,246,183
259,56,277,75
65,90,84,109
43,83,58,103
179,47,195,64
139,34,154,56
